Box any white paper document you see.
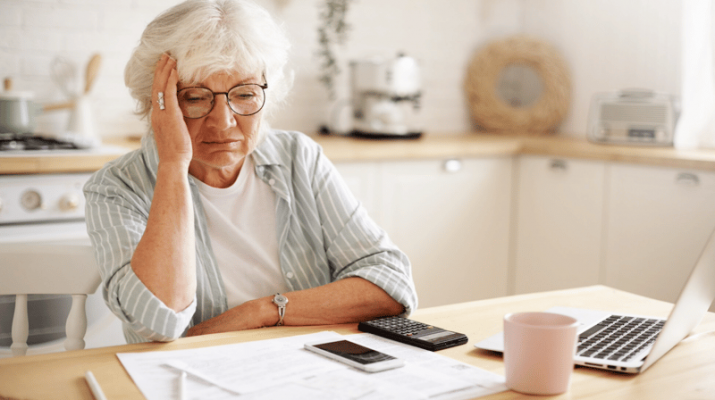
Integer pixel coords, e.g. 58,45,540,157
117,331,506,400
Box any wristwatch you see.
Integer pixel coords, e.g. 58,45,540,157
272,293,289,326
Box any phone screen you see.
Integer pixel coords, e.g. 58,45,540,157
313,340,397,365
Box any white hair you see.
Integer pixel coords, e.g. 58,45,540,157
125,0,292,124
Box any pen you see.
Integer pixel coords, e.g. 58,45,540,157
85,370,108,400
163,360,242,395
180,370,187,400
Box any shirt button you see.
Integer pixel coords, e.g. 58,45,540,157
269,179,276,185
286,272,294,279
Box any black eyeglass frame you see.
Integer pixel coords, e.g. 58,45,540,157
177,82,269,119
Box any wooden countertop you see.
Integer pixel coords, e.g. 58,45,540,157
4,133,715,175
317,133,715,171
0,138,135,175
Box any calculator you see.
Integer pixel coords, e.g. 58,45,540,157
358,316,469,351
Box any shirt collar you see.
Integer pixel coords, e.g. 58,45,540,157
250,130,290,168
250,131,292,204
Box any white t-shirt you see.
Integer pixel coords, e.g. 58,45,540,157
194,156,288,309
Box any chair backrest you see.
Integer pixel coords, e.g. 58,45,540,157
0,243,100,356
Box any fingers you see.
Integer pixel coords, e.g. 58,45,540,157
150,54,193,165
152,53,177,111
151,54,168,96
164,67,180,110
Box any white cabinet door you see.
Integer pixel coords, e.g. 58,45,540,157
604,164,715,304
378,157,513,308
333,161,382,225
514,156,606,294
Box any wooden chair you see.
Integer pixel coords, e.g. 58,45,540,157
0,243,100,356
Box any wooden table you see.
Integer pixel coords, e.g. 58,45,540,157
1,285,714,399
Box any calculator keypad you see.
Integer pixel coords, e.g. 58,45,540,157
363,316,433,337
358,316,469,351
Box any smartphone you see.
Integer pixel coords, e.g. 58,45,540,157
304,339,405,373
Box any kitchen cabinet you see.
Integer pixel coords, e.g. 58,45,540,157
603,164,715,305
513,156,606,294
335,157,513,308
333,161,382,225
381,158,513,308
334,145,715,311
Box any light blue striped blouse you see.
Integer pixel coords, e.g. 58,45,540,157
84,130,418,344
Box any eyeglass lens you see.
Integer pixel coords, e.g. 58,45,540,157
177,84,267,119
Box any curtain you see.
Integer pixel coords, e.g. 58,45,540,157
674,0,715,149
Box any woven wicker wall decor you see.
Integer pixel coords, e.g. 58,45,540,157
465,35,571,134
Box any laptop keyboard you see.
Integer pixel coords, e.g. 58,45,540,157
577,315,665,362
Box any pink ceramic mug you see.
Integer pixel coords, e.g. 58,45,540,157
503,312,579,395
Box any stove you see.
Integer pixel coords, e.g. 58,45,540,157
0,173,90,227
0,172,126,356
0,132,102,152
0,133,80,151
0,134,130,355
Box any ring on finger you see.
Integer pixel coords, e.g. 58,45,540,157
157,92,165,110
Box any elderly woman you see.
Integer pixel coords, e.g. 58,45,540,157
84,0,417,344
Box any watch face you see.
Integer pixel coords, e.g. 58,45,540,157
273,294,288,306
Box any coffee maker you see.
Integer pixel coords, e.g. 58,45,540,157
348,53,423,138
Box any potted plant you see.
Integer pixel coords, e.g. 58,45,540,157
316,0,353,99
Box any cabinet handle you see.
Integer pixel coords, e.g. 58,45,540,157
675,172,700,186
549,159,567,171
443,159,462,173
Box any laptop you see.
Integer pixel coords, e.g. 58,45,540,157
475,227,715,374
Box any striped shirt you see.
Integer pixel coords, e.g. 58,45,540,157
84,130,418,343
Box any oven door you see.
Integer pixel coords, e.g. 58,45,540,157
0,221,126,357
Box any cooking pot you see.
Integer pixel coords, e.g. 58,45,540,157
0,78,75,134
0,90,42,134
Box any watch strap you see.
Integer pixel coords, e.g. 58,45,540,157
272,293,288,326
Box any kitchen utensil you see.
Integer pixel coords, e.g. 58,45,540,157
64,53,102,143
51,57,79,98
66,96,96,140
84,53,102,94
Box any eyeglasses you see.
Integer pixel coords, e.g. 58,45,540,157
177,82,268,119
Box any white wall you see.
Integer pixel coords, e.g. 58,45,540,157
0,0,680,140
521,0,682,138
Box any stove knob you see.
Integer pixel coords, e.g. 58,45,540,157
60,193,81,211
21,190,42,211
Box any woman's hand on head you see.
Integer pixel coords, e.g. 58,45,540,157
151,53,193,169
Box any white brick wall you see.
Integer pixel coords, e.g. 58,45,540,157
0,0,681,139
0,0,180,137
